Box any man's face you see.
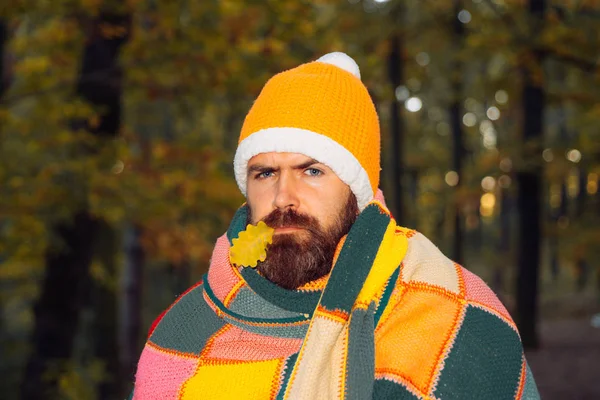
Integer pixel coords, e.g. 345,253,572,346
246,152,358,289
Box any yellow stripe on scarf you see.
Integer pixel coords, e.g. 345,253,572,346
354,219,408,308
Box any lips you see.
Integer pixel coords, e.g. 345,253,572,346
274,227,304,234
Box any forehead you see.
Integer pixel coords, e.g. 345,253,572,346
248,152,321,166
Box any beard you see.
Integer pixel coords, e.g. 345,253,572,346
247,193,359,290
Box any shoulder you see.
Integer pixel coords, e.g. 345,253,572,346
373,231,529,399
380,230,515,326
400,230,463,293
146,279,204,338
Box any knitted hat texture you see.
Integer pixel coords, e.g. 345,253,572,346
233,52,380,210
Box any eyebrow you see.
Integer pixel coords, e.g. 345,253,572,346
294,159,321,170
247,164,278,175
247,159,321,175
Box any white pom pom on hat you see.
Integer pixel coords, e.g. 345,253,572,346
316,52,361,80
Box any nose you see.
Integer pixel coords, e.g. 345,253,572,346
272,172,300,211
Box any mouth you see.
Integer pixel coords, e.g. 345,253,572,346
273,227,304,235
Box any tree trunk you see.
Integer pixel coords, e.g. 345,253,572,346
450,0,465,265
576,168,587,217
407,168,419,230
549,106,569,279
388,33,405,225
22,214,98,399
120,225,145,386
92,222,122,399
21,13,129,399
574,165,588,291
499,189,511,254
492,188,511,296
0,19,15,397
515,0,545,351
0,21,6,94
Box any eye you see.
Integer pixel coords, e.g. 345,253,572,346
305,168,323,177
257,171,274,179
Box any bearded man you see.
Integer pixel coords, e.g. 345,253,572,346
130,53,540,399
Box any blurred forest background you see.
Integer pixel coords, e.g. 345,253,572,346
0,0,599,399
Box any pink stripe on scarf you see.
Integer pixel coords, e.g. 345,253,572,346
206,234,242,303
133,345,198,400
461,267,512,321
204,324,302,362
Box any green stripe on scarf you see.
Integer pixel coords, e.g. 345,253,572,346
373,379,419,399
276,353,299,400
522,364,540,400
150,285,225,354
345,304,376,399
433,306,523,398
374,267,400,326
226,205,248,244
204,273,309,325
282,202,402,400
319,204,390,313
240,268,321,315
228,286,308,319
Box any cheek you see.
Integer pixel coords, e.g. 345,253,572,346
247,188,271,224
307,188,349,228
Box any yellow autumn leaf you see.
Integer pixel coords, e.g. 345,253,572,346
16,56,51,75
229,221,274,268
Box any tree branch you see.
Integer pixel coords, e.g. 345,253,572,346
480,0,598,73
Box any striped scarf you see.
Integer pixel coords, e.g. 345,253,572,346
278,200,408,399
131,200,540,399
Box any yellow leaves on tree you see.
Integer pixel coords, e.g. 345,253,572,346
14,56,51,75
141,222,213,266
85,136,243,265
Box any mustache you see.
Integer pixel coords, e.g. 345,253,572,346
261,208,320,233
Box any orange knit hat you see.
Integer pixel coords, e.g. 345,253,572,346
233,52,380,210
